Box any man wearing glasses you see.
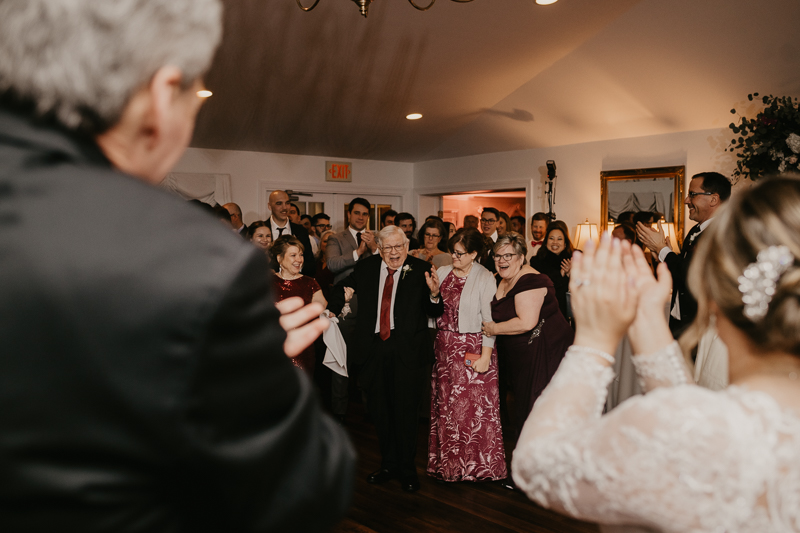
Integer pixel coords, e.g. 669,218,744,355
327,226,443,493
637,172,731,337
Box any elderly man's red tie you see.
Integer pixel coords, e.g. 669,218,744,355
379,269,396,340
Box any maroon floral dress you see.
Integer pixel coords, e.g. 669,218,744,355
271,274,321,376
427,272,507,482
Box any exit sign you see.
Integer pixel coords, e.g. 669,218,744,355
326,161,352,182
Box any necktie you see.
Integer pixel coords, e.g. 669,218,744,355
379,268,396,341
356,232,362,246
277,226,285,237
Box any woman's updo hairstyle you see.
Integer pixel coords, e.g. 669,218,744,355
271,235,304,264
688,174,800,358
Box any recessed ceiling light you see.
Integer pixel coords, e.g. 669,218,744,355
406,113,423,120
536,0,557,4
197,90,213,98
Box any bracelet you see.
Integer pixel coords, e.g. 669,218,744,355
568,345,615,364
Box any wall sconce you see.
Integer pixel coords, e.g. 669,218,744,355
574,218,600,251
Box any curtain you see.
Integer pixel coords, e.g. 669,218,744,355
608,191,670,221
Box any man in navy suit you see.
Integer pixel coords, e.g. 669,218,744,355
328,225,444,492
637,171,731,338
267,189,315,276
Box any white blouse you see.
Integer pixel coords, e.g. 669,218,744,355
511,341,800,532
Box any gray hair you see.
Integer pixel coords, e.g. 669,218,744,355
494,232,528,258
376,225,408,248
0,0,223,133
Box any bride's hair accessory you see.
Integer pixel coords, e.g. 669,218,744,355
738,245,794,321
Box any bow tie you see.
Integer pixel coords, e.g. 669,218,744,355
531,240,544,246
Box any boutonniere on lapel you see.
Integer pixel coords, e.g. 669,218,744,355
688,231,701,245
401,264,412,280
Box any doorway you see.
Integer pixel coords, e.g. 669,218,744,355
441,189,526,230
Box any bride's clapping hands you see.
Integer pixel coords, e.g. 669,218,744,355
569,235,637,356
621,243,674,354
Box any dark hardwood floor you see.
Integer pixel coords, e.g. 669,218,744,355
329,402,599,533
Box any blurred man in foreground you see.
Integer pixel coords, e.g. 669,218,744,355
0,1,354,531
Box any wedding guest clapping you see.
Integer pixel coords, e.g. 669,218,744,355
529,220,574,320
411,219,452,268
428,229,506,482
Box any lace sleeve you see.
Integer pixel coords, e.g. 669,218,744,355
511,351,774,532
632,341,694,391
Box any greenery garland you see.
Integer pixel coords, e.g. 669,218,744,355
727,93,800,181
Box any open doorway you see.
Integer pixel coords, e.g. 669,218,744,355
442,189,526,231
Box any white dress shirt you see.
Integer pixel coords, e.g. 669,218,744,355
374,261,400,334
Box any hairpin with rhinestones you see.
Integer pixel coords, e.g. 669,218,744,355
738,245,794,321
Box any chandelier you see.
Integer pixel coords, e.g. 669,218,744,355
296,0,475,18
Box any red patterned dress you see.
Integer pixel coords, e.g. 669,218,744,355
271,274,321,376
427,272,507,482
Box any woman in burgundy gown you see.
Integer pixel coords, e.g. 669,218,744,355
271,235,326,376
428,228,507,482
483,232,573,444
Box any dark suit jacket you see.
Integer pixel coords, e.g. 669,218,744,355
327,255,444,369
0,107,354,532
272,221,316,276
664,227,703,337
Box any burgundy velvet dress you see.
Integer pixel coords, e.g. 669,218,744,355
491,273,573,441
271,274,321,376
427,272,507,482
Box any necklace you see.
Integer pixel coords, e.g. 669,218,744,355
453,262,473,278
278,269,301,281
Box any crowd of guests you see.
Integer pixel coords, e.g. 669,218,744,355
7,1,799,529
217,189,590,492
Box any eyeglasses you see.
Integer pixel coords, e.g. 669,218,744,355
480,218,497,224
687,191,715,199
494,253,519,262
424,232,441,239
314,223,332,230
380,244,406,253
451,250,469,259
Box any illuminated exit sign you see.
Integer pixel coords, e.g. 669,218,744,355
326,161,352,182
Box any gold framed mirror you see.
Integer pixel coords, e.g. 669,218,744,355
601,166,685,247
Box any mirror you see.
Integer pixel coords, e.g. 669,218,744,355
601,166,685,246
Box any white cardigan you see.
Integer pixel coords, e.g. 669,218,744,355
436,262,496,348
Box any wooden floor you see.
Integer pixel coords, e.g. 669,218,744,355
329,402,599,533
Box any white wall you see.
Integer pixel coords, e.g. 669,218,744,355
414,126,739,239
175,127,741,237
173,148,414,225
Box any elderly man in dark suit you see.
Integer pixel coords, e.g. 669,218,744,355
328,225,444,492
267,189,316,276
637,171,731,338
0,1,354,530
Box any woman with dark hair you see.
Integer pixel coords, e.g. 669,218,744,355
482,233,573,446
271,235,325,375
497,211,512,237
445,221,457,239
411,219,453,268
529,220,574,320
247,220,273,265
512,175,800,531
428,228,506,482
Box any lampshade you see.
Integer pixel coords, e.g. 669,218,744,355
659,216,680,251
574,219,600,251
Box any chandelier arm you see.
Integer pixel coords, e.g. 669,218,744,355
296,0,321,11
408,0,436,11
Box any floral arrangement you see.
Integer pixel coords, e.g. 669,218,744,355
727,93,800,181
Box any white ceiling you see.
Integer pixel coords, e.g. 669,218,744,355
191,0,800,162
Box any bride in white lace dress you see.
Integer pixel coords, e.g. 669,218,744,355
512,175,800,532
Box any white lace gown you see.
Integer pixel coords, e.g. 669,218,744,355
511,342,800,532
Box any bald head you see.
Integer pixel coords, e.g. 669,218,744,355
268,190,290,225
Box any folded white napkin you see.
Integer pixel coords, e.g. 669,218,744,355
322,316,348,377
